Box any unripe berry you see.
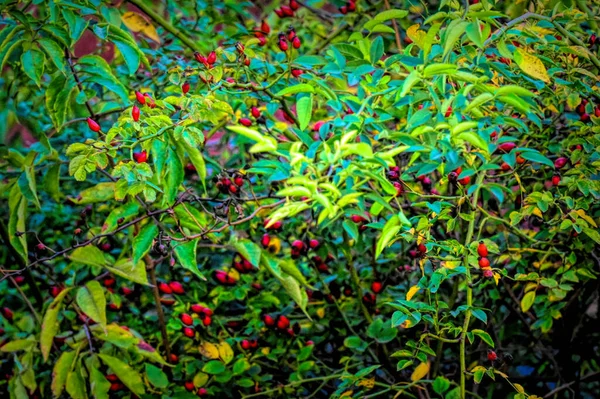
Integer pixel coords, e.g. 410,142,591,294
87,118,101,132
132,105,140,122
135,91,146,104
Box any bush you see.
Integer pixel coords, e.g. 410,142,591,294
1,1,599,398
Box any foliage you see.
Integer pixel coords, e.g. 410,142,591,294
1,0,600,398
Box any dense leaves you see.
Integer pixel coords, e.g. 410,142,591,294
1,1,600,399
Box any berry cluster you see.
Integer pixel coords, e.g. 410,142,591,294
277,26,301,51
477,241,493,278
215,173,245,195
194,51,217,68
339,0,356,14
576,99,600,122
263,314,299,337
386,165,404,196
274,0,300,18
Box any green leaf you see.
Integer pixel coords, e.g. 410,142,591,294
275,83,314,96
231,238,261,268
464,92,494,112
52,351,76,397
90,365,110,399
370,36,384,63
76,281,107,328
182,139,207,193
296,94,313,131
232,358,251,375
145,363,169,389
66,368,87,399
433,376,451,394
107,258,149,285
376,215,400,258
70,245,107,268
133,224,158,265
472,329,494,347
443,20,468,57
465,21,484,48
38,38,67,74
165,147,184,204
41,288,70,361
21,47,45,87
227,125,277,153
202,360,226,375
519,151,554,168
520,291,536,313
372,9,408,22
456,132,489,153
400,70,420,97
1,338,35,352
173,238,205,280
583,227,600,245
8,185,27,262
78,55,128,102
112,37,140,75
99,354,145,395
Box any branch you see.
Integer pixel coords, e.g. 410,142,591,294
543,371,600,398
383,0,403,51
146,255,171,362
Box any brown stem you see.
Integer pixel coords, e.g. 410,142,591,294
146,255,171,362
65,49,95,118
383,0,403,51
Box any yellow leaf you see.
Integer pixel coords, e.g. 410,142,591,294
514,383,525,393
402,319,413,328
493,272,501,285
410,361,430,382
357,377,375,388
576,209,598,227
121,11,160,43
193,372,208,388
443,260,461,269
316,307,326,319
495,370,508,378
217,342,234,364
524,282,537,292
407,24,427,48
198,341,219,359
340,391,354,398
532,207,543,218
406,285,420,301
470,365,486,372
514,48,550,83
267,237,282,254
228,268,240,280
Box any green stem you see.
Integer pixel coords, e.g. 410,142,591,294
126,0,202,54
459,172,484,399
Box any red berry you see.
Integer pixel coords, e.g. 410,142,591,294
590,33,597,46
103,277,116,288
581,113,590,122
241,339,251,350
132,105,140,122
251,106,261,118
207,51,217,65
487,350,497,361
257,36,267,46
417,243,427,254
185,381,195,391
483,269,494,278
182,82,190,94
121,287,134,296
477,242,488,257
169,281,185,295
158,282,172,295
277,315,290,330
350,214,365,224
278,39,289,51
362,293,376,305
290,0,300,10
263,314,275,327
183,327,195,338
190,304,204,314
306,340,314,346
478,257,490,268
133,150,148,163
292,36,301,49
169,353,179,363
106,374,119,383
197,388,208,397
340,5,348,14
194,52,207,64
371,281,383,294
109,383,123,391
180,313,193,326
595,106,600,118
554,157,568,169
239,118,252,127
50,286,63,298
500,162,511,171
348,0,356,11
444,107,452,117
261,20,270,34
135,91,146,104
203,316,212,326
498,142,516,153
2,307,13,322
291,69,303,78
552,174,561,186
274,8,284,18
261,233,271,248
228,184,238,194
86,118,101,132
308,239,319,249
281,5,294,16
458,176,471,185
393,181,404,196
291,240,304,251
